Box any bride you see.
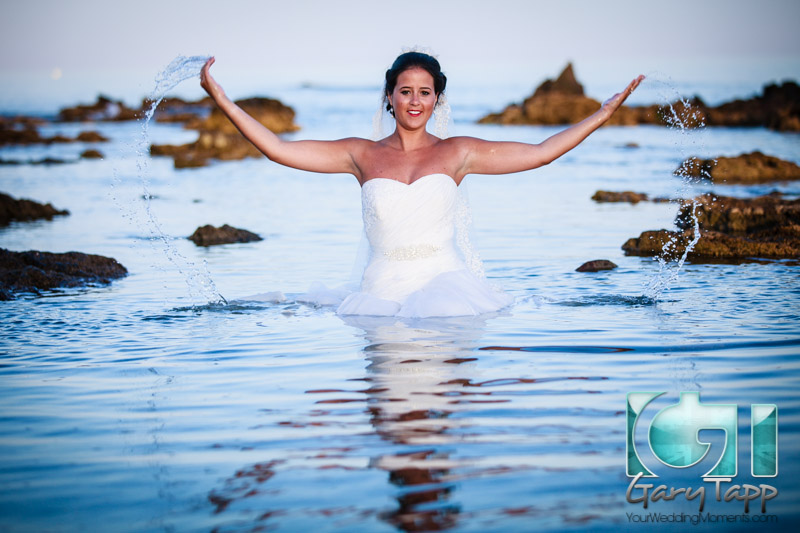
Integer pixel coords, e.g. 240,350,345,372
200,52,643,318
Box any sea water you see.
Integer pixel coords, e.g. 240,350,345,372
1,67,799,532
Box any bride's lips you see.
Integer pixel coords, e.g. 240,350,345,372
408,110,422,116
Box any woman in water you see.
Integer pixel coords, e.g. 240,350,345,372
200,52,643,318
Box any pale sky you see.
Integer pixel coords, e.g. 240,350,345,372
1,0,799,108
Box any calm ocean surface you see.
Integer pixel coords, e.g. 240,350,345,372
1,77,799,532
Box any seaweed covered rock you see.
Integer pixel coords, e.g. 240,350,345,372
622,193,800,261
0,248,127,300
676,152,800,184
151,97,299,168
0,192,69,225
188,224,263,246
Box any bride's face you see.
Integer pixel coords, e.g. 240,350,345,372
389,67,437,129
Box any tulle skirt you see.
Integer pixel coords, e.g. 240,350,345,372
336,268,513,318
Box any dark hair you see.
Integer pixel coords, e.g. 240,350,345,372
384,52,447,116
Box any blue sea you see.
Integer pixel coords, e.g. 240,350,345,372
1,69,799,532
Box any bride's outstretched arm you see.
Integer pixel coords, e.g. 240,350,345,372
200,58,358,175
461,75,644,176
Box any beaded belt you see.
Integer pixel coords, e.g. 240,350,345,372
382,244,442,261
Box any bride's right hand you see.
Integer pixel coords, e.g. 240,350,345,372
200,57,225,100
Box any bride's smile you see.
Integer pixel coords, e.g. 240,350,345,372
388,67,437,128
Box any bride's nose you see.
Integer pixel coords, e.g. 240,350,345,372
410,92,420,105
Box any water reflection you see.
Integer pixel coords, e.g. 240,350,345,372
344,315,491,532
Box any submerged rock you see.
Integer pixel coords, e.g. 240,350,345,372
0,192,69,226
0,248,127,300
576,260,618,272
188,224,263,246
676,152,800,184
622,193,800,261
151,97,299,168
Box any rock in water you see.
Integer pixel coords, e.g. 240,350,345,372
478,63,654,126
0,248,128,300
622,193,800,262
151,97,299,168
478,67,800,131
675,152,800,184
576,260,618,272
80,149,103,159
188,224,263,246
0,192,69,225
57,95,140,122
591,191,650,204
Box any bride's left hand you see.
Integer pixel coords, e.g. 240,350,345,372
601,75,645,115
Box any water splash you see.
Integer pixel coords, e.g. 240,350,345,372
121,55,227,306
642,75,708,300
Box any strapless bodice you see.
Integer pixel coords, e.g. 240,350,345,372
361,174,458,259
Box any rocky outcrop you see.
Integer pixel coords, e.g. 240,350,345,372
188,224,263,246
0,192,69,225
479,65,799,131
622,193,800,261
1,114,109,146
151,97,299,168
676,152,800,184
701,81,800,131
0,124,70,146
591,190,670,204
478,63,655,126
0,248,127,300
58,95,140,122
576,259,617,272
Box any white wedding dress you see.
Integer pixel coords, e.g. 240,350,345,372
335,174,513,318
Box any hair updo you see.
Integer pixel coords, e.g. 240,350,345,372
384,52,447,116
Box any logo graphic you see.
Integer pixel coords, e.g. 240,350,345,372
627,392,778,478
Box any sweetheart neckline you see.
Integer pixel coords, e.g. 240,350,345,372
361,174,457,188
